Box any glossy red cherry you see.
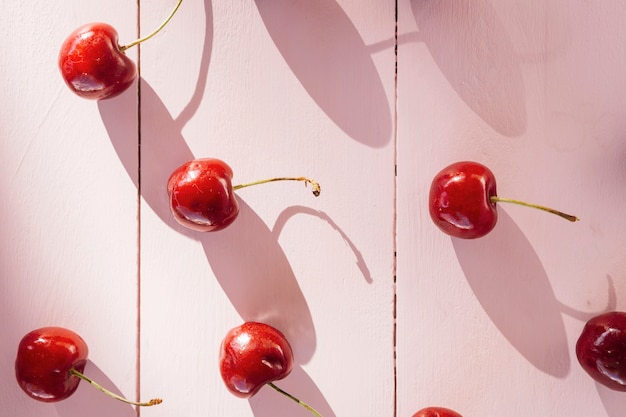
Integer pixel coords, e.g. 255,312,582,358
168,158,238,232
58,0,182,100
219,322,322,416
15,326,161,406
167,158,320,232
58,23,137,100
576,311,626,391
412,407,463,417
429,161,578,239
15,326,88,402
219,322,294,398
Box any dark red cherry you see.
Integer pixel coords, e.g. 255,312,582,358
58,23,137,100
15,326,88,402
412,407,463,417
576,311,626,391
167,158,321,232
58,0,183,100
15,326,161,406
219,321,294,398
167,158,240,232
219,322,322,416
429,161,498,239
429,161,578,239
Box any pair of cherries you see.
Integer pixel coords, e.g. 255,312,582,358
15,322,322,416
429,163,626,393
58,3,321,233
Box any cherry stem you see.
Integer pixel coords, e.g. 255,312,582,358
69,368,162,407
233,177,321,197
267,382,323,417
490,196,579,222
120,0,183,51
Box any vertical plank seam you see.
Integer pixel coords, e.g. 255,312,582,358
136,0,142,415
393,1,399,417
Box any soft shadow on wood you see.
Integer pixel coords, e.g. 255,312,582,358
100,71,319,361
597,382,626,417
273,205,372,284
254,0,393,148
55,361,135,417
452,209,569,377
410,0,527,137
249,366,336,417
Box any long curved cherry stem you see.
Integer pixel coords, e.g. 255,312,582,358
267,382,323,417
233,177,321,197
120,0,183,51
69,368,162,407
490,196,579,222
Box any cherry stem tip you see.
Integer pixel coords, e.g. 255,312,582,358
491,196,579,222
70,368,162,407
267,382,323,417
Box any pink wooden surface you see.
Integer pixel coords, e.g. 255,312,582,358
397,1,626,416
2,1,626,416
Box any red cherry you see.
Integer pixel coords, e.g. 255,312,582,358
15,326,162,406
219,322,294,398
58,23,137,100
58,0,183,100
219,322,322,416
167,158,321,232
15,327,88,402
429,161,579,239
576,311,626,391
412,407,463,417
167,158,239,232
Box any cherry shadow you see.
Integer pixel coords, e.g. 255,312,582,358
410,0,527,137
100,73,320,362
254,0,393,148
250,366,336,417
98,0,336,369
452,209,569,377
199,199,317,363
55,361,135,417
100,68,335,417
597,382,626,417
273,205,372,284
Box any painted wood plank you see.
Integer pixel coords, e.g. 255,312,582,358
0,1,140,416
397,1,626,416
137,0,396,416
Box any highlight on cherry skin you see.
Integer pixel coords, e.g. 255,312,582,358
58,0,183,100
219,321,323,417
15,326,162,406
412,406,463,417
167,158,321,232
428,161,579,239
576,311,626,391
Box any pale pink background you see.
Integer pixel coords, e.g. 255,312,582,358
2,1,626,416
